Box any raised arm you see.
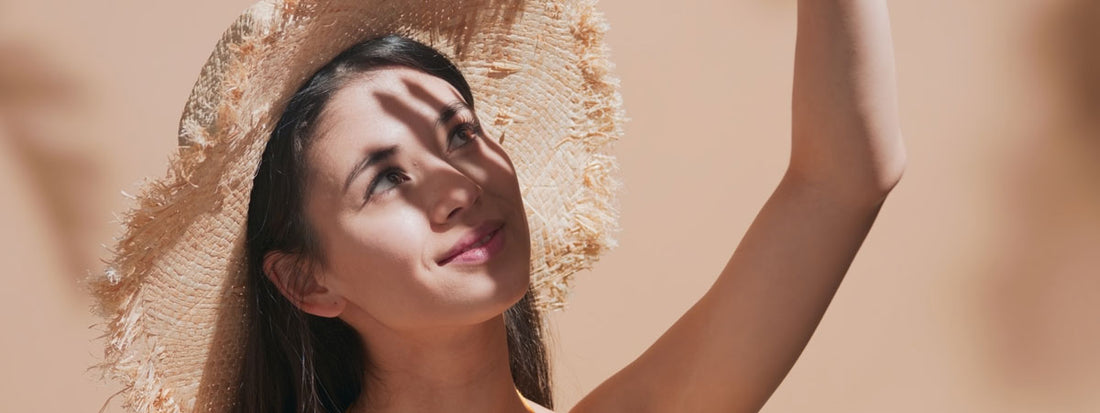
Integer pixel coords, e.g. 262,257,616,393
789,0,905,198
572,1,906,412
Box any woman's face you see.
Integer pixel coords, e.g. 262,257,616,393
299,66,531,331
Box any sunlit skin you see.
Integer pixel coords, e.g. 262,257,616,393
265,0,906,412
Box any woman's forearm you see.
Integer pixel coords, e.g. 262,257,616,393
790,0,906,202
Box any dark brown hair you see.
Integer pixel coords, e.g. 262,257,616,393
239,34,552,413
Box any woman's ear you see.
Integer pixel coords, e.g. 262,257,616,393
262,250,346,318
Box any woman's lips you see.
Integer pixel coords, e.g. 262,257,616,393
438,223,506,266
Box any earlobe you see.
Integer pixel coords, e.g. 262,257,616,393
298,291,347,318
262,251,347,318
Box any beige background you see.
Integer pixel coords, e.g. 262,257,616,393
1,0,1098,411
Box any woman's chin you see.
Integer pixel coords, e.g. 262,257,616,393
453,274,531,327
466,270,531,322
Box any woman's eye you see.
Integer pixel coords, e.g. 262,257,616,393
367,168,409,199
447,121,481,151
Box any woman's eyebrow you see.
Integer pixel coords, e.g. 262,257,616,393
343,145,398,193
436,100,471,128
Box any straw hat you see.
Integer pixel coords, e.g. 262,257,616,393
90,0,623,411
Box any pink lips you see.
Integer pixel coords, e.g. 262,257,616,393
437,221,506,266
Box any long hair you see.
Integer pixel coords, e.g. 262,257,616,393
239,34,552,413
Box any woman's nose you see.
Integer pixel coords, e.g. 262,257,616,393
428,166,483,225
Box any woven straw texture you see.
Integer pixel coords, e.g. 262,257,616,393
90,0,623,411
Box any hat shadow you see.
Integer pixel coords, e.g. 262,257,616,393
417,0,524,59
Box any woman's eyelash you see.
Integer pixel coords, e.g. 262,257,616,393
365,167,409,201
447,116,483,150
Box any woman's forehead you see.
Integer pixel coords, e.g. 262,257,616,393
321,67,466,131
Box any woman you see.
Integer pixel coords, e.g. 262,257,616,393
240,36,557,412
93,0,905,412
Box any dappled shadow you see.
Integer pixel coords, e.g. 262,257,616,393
0,41,103,283
976,0,1100,406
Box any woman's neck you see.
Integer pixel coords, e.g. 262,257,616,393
345,314,535,413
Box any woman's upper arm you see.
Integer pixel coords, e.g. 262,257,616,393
570,174,896,413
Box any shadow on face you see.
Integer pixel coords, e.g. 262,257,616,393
296,67,533,333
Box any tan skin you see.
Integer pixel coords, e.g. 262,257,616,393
264,0,906,412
